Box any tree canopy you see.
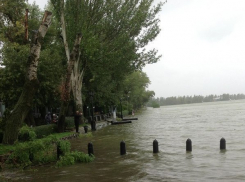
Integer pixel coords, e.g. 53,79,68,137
0,0,164,143
50,0,163,107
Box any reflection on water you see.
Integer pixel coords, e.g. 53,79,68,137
12,100,245,181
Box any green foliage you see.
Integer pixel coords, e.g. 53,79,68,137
56,151,94,167
65,117,75,130
1,127,94,169
50,0,163,108
0,143,15,155
49,132,74,139
152,101,160,108
120,71,155,110
6,136,58,168
70,151,94,163
7,143,32,167
0,0,27,44
18,126,37,142
122,110,129,116
0,132,74,155
57,140,71,155
0,1,64,111
79,132,93,138
56,154,75,167
0,0,164,135
32,124,58,138
0,44,29,109
4,135,93,168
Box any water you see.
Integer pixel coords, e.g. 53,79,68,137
11,100,245,181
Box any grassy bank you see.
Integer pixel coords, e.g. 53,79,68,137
0,123,94,171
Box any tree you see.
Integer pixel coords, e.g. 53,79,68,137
2,11,52,144
58,33,82,132
0,0,27,44
0,3,63,122
51,0,163,116
120,71,154,111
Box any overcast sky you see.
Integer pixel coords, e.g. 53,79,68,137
29,0,245,98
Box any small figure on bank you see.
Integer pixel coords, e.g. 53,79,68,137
53,113,58,123
74,111,82,133
45,112,51,124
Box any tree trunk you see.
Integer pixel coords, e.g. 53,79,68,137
3,11,52,144
25,110,35,126
58,33,82,132
71,60,84,112
60,0,70,62
56,0,83,132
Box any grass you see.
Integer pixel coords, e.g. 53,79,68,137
0,132,75,156
0,144,15,155
49,132,74,139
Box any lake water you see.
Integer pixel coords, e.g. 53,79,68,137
14,100,245,181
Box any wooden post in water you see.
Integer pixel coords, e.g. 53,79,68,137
220,138,226,150
186,138,192,152
120,141,126,155
153,139,159,153
88,142,94,156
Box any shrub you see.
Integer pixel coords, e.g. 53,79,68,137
7,142,32,167
65,117,74,130
33,124,58,138
6,136,58,168
70,151,94,163
56,151,94,167
152,101,160,108
3,135,94,169
18,126,37,142
56,154,75,167
122,110,129,116
57,140,71,155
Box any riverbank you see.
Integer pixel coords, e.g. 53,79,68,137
0,114,139,181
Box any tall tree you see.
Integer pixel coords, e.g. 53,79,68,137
51,0,163,120
122,71,154,110
51,0,83,132
58,33,82,132
2,11,52,144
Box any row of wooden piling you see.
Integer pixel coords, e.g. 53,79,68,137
185,138,226,152
57,138,227,158
122,137,226,155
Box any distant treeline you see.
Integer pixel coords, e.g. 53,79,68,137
147,94,245,107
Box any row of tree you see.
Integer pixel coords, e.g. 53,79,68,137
0,0,165,144
148,94,245,106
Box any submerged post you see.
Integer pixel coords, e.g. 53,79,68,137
220,137,226,150
186,138,192,152
88,142,94,156
120,141,126,155
153,139,159,153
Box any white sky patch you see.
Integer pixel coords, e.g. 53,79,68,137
144,0,245,97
